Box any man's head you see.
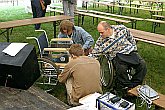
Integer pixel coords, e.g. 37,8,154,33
69,44,84,57
59,20,74,35
97,21,112,39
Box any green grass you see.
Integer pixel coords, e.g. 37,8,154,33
0,5,165,110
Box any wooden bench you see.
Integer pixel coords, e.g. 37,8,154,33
128,85,165,109
50,38,72,48
78,9,144,28
147,9,163,18
114,5,138,14
44,48,69,52
140,0,165,11
74,11,131,26
129,28,165,47
152,15,165,20
152,15,165,29
92,1,134,14
0,15,73,42
145,19,165,33
48,5,63,15
92,1,138,14
50,38,72,42
92,1,163,16
49,9,64,16
113,5,163,16
92,1,116,13
49,5,63,9
131,2,144,7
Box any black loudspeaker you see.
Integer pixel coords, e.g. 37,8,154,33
0,43,40,90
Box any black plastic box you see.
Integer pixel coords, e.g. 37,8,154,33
0,43,40,90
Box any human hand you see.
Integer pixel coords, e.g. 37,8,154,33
84,47,93,56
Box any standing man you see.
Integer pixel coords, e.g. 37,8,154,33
62,0,76,22
92,21,147,95
58,20,94,56
31,0,51,30
58,44,102,106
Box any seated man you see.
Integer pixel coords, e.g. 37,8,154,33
92,21,147,96
58,20,94,56
58,44,102,106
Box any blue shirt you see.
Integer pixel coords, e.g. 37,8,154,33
58,26,94,49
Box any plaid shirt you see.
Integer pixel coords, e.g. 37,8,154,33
92,25,137,59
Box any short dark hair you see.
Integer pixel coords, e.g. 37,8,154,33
69,44,83,57
59,20,74,34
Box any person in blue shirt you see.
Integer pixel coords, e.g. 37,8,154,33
58,20,94,55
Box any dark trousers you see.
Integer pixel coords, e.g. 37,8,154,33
112,52,147,89
31,0,47,30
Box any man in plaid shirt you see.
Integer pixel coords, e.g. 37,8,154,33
92,21,147,96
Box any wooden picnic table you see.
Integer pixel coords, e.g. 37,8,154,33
0,86,69,110
0,15,73,42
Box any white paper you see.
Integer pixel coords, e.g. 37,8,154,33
67,104,98,110
2,43,28,56
67,93,101,110
79,92,102,106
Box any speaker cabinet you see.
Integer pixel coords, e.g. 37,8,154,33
0,43,40,90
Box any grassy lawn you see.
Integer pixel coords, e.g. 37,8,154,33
0,4,165,110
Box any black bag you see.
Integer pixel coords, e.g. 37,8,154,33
44,0,51,5
116,52,142,65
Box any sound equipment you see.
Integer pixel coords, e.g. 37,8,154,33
0,43,40,90
96,92,135,110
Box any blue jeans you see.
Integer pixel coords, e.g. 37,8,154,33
31,0,47,29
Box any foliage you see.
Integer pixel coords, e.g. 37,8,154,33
0,5,165,110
